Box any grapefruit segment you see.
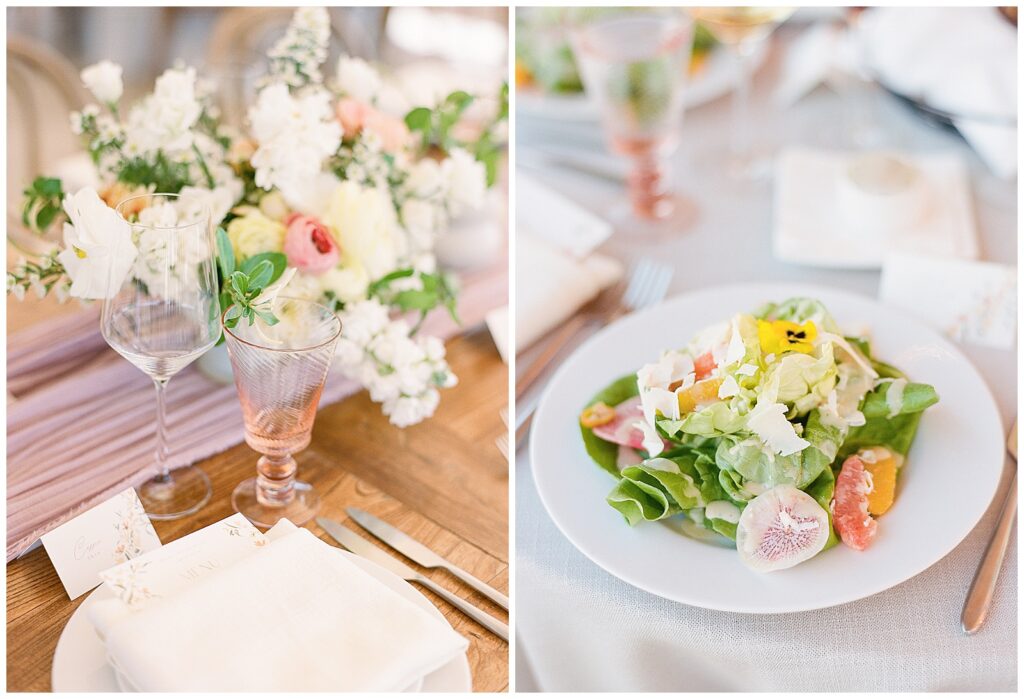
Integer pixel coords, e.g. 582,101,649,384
833,455,878,551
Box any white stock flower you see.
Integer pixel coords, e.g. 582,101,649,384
123,66,201,155
248,84,342,193
81,60,123,104
336,55,382,104
405,158,446,199
333,298,457,427
56,188,137,299
267,7,330,87
443,147,486,217
176,184,239,229
400,198,442,251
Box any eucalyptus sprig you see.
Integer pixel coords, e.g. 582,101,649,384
369,268,459,335
215,227,287,330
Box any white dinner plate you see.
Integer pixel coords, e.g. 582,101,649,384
517,43,768,123
531,282,1004,613
52,550,472,692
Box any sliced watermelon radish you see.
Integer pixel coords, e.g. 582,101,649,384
590,396,646,449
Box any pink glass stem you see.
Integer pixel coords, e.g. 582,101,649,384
256,454,298,506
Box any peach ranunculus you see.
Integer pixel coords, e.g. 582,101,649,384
100,182,154,218
283,213,339,275
334,97,411,153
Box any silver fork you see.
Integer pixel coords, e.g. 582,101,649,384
514,258,673,450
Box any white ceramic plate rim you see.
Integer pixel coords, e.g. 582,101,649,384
531,282,1004,614
52,549,472,692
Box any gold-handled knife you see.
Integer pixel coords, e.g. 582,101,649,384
317,517,509,642
347,507,509,610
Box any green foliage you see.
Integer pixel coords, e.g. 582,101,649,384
404,90,475,153
368,268,459,333
22,177,65,233
215,227,285,331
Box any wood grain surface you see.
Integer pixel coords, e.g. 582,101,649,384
6,289,510,692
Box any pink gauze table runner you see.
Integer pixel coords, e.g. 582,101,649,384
6,263,508,561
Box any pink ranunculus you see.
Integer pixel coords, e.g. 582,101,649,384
335,97,411,154
282,213,339,275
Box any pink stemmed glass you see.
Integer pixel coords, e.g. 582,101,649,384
222,297,341,528
569,8,696,236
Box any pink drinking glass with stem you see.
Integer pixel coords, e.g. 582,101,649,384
570,8,696,235
222,297,342,528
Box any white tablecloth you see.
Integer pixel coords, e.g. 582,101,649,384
515,24,1017,692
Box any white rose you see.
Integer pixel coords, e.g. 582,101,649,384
81,60,123,104
336,55,381,104
56,188,138,299
319,266,369,303
443,148,487,217
324,181,398,280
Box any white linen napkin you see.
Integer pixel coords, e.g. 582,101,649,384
858,7,1017,178
515,233,622,353
87,522,468,692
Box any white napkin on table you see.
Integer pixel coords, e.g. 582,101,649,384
88,524,468,692
515,233,622,353
859,7,1017,178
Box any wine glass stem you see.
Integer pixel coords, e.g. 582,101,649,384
628,152,670,220
730,42,756,162
153,378,170,482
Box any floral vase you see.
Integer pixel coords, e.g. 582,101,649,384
435,189,503,272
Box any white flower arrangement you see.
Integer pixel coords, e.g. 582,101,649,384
9,7,507,427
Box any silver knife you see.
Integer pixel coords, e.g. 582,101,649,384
347,507,509,610
316,517,509,642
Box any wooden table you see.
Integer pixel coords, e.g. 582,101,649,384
6,292,509,692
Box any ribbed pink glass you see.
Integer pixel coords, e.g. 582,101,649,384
222,297,341,528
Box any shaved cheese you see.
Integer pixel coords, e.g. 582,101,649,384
635,419,664,457
746,401,811,456
724,316,747,366
718,375,741,399
885,378,907,418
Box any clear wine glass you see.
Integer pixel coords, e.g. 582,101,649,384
689,7,795,180
222,297,342,528
569,8,696,237
102,193,220,519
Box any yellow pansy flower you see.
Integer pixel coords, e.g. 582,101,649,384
758,319,817,355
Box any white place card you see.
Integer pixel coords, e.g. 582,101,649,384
518,172,612,258
40,488,161,600
880,253,1017,350
98,513,286,609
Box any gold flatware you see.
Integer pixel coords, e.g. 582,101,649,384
961,420,1017,634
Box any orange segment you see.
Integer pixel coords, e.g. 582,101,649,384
861,448,904,516
677,378,723,414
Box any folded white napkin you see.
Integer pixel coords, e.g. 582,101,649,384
515,233,622,353
88,521,468,692
859,7,1017,178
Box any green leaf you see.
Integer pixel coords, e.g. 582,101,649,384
216,227,235,278
255,309,280,326
230,271,248,296
404,107,432,133
246,259,274,289
240,252,286,283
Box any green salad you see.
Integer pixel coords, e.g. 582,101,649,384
579,298,939,572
